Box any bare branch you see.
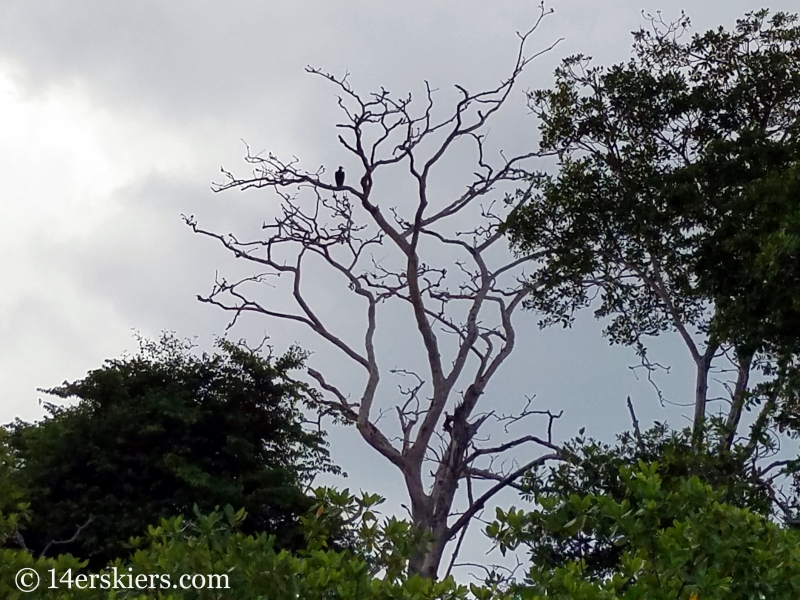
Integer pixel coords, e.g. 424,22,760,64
446,453,564,540
191,3,561,577
39,516,95,558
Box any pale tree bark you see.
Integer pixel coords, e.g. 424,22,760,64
185,4,565,579
618,250,755,449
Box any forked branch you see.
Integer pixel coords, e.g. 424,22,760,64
191,2,562,578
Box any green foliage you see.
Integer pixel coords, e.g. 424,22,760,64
301,487,428,581
0,495,474,600
0,429,28,547
0,549,88,600
487,424,776,580
5,334,337,566
2,431,89,600
105,495,468,600
504,8,800,360
491,462,800,599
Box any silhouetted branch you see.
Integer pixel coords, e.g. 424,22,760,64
191,2,561,577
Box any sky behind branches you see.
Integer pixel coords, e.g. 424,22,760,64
1,2,796,564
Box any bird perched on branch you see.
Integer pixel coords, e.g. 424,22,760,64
335,166,345,190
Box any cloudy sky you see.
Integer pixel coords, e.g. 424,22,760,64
1,0,797,567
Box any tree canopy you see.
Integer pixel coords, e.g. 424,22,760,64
491,461,800,600
504,9,800,463
4,334,337,566
488,423,781,582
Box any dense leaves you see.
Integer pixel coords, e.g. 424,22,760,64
3,464,800,599
4,334,337,566
110,490,467,600
506,10,800,354
504,10,800,418
491,462,800,599
488,424,778,581
0,490,474,600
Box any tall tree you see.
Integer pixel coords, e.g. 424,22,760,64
503,9,800,513
5,334,337,567
187,5,565,578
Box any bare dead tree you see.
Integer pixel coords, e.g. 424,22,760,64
185,5,566,579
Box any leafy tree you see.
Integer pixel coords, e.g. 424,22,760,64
503,9,800,458
0,429,27,548
0,491,480,600
5,334,338,567
492,15,800,598
109,491,470,600
491,423,776,581
1,431,87,600
489,461,800,600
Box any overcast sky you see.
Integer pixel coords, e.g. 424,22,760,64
2,0,797,570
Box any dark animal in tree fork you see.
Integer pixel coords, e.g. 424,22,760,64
335,166,345,190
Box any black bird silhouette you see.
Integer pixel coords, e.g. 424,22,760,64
335,166,345,190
